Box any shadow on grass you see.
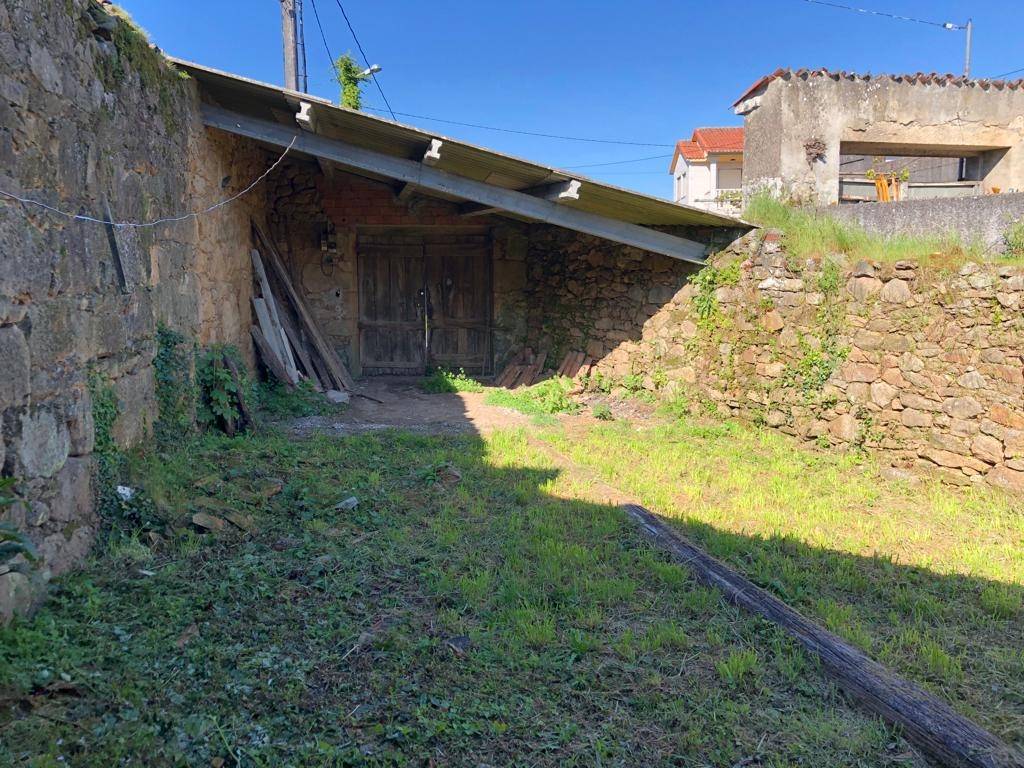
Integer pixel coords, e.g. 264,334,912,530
0,403,1021,766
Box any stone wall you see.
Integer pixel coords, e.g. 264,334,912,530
0,0,265,619
823,193,1024,254
603,229,1024,491
522,226,726,372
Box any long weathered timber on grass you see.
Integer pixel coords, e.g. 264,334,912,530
621,503,1024,768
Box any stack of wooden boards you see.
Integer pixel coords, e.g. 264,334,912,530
494,348,547,388
249,223,354,393
556,350,594,380
493,348,595,389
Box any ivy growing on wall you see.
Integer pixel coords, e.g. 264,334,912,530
154,325,196,448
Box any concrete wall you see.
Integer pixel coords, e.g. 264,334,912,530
824,193,1024,252
739,72,1024,205
0,0,265,620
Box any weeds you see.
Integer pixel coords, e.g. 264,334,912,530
421,367,485,394
485,377,580,416
744,193,984,265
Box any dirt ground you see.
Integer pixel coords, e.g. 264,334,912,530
289,377,533,437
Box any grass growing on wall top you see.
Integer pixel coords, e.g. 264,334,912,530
743,194,990,265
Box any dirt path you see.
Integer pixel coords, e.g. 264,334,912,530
289,378,533,437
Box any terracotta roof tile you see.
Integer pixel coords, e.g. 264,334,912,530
670,127,744,171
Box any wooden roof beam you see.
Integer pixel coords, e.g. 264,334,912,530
201,104,709,264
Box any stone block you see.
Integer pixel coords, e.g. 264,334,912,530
971,434,1003,465
987,465,1024,493
18,408,69,479
989,404,1024,429
880,279,912,303
111,368,156,448
0,325,29,406
841,362,880,383
828,414,858,442
957,370,986,390
869,381,896,407
900,409,932,428
761,311,784,332
847,276,882,301
942,397,983,420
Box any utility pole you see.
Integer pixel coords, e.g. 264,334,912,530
963,18,973,78
280,0,299,91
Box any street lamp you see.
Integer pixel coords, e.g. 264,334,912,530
360,64,382,78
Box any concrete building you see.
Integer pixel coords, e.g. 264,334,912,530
734,68,1024,206
669,128,744,215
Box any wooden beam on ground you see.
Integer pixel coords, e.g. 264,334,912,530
621,502,1024,768
460,179,582,218
201,105,709,264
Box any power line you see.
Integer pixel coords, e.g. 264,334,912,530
307,0,340,82
798,0,950,27
993,66,1024,79
362,106,675,147
0,137,296,228
567,153,673,169
332,0,395,120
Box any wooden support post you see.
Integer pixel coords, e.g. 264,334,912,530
622,502,1024,768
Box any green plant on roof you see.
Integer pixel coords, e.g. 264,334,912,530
334,53,369,110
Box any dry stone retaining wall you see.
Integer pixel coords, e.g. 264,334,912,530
592,229,1024,491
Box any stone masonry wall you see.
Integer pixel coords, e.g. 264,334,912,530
522,226,710,371
0,0,266,620
606,229,1024,492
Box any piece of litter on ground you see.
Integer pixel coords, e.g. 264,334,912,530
335,496,358,511
136,569,155,577
116,485,135,501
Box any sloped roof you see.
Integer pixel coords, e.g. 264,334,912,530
172,58,743,230
670,127,744,171
734,67,1024,106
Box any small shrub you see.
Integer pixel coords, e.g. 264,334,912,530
1004,218,1024,258
591,403,613,421
485,377,580,416
256,380,343,419
421,367,484,394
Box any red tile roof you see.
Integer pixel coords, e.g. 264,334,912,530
670,127,744,171
733,67,1024,106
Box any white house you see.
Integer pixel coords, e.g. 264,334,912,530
670,127,744,215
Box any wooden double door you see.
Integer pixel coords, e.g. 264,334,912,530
358,233,492,375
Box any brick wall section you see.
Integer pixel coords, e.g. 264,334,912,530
320,173,468,228
606,229,1024,492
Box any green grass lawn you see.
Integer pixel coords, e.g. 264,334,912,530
1,428,928,767
542,417,1024,747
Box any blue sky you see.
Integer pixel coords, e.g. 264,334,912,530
128,0,1021,198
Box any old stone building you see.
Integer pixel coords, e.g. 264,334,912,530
735,68,1024,205
0,0,744,618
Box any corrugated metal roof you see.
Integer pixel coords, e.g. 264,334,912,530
171,57,743,229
